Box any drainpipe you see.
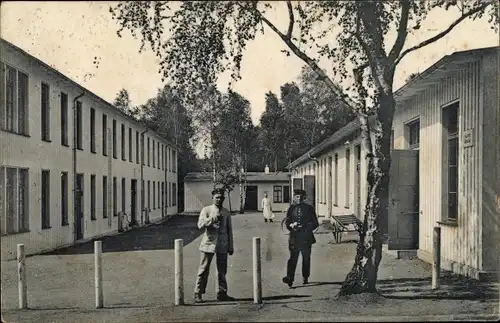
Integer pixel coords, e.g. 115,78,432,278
140,128,149,225
73,91,85,241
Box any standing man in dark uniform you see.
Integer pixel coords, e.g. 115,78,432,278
282,189,319,288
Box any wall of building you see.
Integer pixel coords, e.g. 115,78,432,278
393,59,486,277
480,50,499,274
0,42,178,261
183,181,290,213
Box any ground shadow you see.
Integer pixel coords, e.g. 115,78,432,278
291,281,343,289
38,215,203,255
187,294,311,306
377,273,499,301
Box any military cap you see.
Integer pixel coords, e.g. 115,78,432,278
293,189,306,196
212,188,226,196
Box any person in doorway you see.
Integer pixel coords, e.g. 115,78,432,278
193,188,235,303
261,192,275,223
282,189,319,288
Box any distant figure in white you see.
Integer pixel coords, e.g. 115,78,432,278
262,192,275,223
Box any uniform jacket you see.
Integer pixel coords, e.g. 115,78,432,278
197,204,234,254
284,202,319,250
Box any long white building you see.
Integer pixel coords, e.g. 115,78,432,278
289,47,499,280
0,39,179,261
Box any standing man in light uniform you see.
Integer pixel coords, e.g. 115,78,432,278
193,188,235,303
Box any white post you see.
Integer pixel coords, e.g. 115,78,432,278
174,239,184,305
17,244,27,309
253,237,262,304
432,226,441,290
94,240,103,308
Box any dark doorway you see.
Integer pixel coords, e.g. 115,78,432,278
303,175,316,210
244,185,258,211
355,145,362,219
131,179,137,225
75,174,84,241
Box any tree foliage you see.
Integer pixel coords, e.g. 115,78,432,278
111,0,498,296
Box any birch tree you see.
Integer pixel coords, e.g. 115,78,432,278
110,0,498,296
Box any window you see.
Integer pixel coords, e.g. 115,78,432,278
128,128,133,162
152,139,156,168
141,134,145,166
136,131,140,164
61,172,68,225
157,181,160,208
103,176,108,218
60,92,68,146
41,82,50,141
141,180,145,212
1,64,29,135
172,183,177,206
112,119,117,159
161,145,164,170
168,182,171,206
90,175,96,220
102,114,108,156
76,101,83,149
161,182,165,212
147,138,150,166
153,180,156,209
41,170,50,229
0,167,29,235
90,108,96,153
273,185,283,203
157,142,160,169
121,178,126,213
113,177,117,216
390,128,394,150
172,150,177,173
283,185,290,203
334,153,338,206
345,148,350,208
407,119,420,150
167,148,171,171
121,124,126,160
443,103,459,221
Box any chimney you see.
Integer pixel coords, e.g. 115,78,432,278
264,165,270,174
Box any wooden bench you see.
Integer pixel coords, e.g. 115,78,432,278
329,214,363,243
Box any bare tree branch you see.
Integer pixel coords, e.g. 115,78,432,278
395,1,492,66
285,0,294,40
388,0,411,63
251,7,362,112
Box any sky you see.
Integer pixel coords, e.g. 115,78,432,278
1,1,498,155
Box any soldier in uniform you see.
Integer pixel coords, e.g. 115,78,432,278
282,189,319,288
193,188,235,303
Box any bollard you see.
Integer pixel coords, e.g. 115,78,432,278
174,239,184,305
17,244,27,309
253,237,262,304
432,226,441,290
94,241,103,308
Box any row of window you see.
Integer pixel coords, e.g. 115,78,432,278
0,166,177,235
0,62,177,172
272,185,290,204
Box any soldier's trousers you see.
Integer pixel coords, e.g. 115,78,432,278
194,252,228,296
286,245,312,282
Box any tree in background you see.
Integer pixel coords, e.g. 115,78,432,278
136,85,199,211
259,92,285,172
113,88,139,117
111,0,498,296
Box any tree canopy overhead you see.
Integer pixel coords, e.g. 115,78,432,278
110,0,498,296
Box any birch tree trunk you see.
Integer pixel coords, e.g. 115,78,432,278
338,93,395,295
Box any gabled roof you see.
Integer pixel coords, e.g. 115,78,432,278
0,38,179,151
288,46,499,169
185,172,291,182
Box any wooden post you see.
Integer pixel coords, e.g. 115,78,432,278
253,237,262,304
94,241,103,308
17,244,27,309
432,226,441,290
174,239,184,305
